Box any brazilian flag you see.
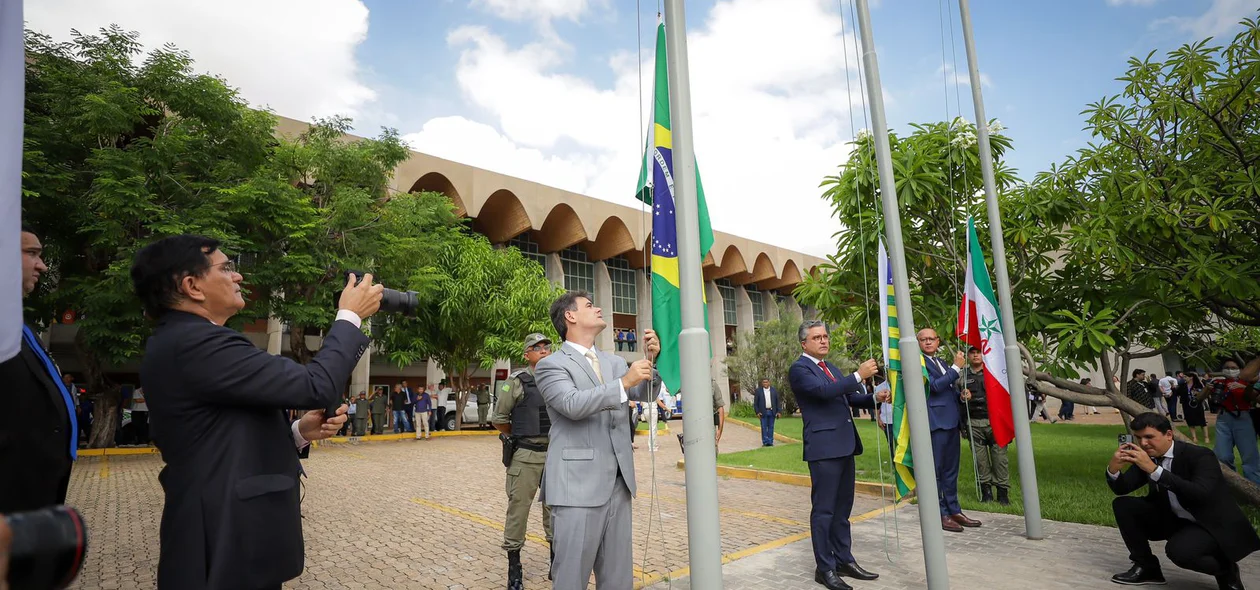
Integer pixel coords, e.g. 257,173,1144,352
634,20,715,393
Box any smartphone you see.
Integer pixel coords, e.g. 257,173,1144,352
1117,434,1135,446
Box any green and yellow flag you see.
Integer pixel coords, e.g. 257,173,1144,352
634,20,715,393
879,240,928,499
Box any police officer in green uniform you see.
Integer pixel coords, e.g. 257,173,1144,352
491,333,555,590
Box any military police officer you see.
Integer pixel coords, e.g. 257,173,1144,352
491,333,555,590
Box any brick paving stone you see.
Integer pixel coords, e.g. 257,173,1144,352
65,419,883,589
649,505,1260,589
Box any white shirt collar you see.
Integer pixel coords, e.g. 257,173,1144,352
565,340,596,357
1162,441,1176,461
801,353,823,365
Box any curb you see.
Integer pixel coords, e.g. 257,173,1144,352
314,429,499,446
677,458,896,498
77,447,161,457
729,416,800,444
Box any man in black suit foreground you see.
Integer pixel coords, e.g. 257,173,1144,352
131,235,383,590
0,225,78,513
788,320,887,590
1107,412,1259,589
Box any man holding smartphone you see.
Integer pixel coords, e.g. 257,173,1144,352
1106,412,1258,589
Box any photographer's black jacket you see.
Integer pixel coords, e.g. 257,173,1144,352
0,329,74,512
142,310,367,590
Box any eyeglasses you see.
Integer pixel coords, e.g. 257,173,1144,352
216,260,237,274
528,344,551,352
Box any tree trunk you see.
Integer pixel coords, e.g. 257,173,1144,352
289,326,313,365
1019,345,1260,507
453,369,470,431
74,330,120,448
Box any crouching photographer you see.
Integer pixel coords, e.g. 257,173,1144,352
129,235,385,590
2,505,88,590
1105,412,1258,589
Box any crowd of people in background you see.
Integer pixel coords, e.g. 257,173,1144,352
613,327,637,352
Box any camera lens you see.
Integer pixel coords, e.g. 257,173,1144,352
5,506,88,590
379,288,419,317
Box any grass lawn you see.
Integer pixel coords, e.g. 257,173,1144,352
724,415,1260,529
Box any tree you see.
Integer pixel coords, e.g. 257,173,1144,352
378,232,559,429
795,119,1027,360
723,305,856,415
22,26,280,447
226,117,461,364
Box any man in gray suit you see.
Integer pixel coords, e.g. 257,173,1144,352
535,290,659,589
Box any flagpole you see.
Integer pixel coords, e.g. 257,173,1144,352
0,0,26,363
957,0,1043,540
661,1,725,587
853,0,950,587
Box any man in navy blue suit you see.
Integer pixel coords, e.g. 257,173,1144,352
917,327,983,533
789,320,887,590
753,377,782,446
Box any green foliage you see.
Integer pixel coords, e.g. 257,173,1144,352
378,232,560,428
728,400,755,419
723,306,855,415
794,119,1031,362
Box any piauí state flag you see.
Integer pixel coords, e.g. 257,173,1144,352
955,217,1015,447
880,240,926,500
0,0,25,363
635,20,715,393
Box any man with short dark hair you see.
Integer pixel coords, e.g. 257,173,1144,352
1128,369,1155,409
0,225,78,513
1107,412,1258,589
753,377,781,447
535,290,659,588
131,234,381,589
918,327,979,533
958,346,1009,505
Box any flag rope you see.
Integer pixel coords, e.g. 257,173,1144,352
837,0,901,563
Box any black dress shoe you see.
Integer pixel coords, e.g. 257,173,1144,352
835,561,879,581
1111,563,1166,585
814,568,853,590
1216,561,1245,590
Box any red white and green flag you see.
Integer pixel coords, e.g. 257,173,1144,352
955,217,1015,447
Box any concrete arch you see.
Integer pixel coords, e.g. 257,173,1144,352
587,216,637,262
535,203,588,253
705,244,749,281
759,258,803,291
409,171,466,216
474,189,534,244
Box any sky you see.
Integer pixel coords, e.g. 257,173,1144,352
24,0,1259,259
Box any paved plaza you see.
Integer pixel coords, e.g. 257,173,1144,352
66,421,885,589
649,505,1260,589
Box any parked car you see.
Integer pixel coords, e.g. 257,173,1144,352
442,393,492,431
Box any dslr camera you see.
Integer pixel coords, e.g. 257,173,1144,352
338,270,419,317
4,506,88,590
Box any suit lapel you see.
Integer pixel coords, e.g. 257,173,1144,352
561,344,600,386
20,339,67,417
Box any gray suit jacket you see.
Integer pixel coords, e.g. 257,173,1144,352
535,343,655,508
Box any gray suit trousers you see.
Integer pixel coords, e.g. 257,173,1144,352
550,475,634,590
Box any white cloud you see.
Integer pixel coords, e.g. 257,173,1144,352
421,0,867,258
24,0,376,121
936,63,993,89
1106,0,1159,6
1154,0,1255,38
470,0,598,24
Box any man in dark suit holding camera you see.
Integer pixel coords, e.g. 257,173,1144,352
1107,412,1258,589
789,320,887,590
131,235,382,590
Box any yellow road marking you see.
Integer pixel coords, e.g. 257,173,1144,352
640,494,807,526
98,455,109,478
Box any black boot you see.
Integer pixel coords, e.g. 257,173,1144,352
508,549,524,590
996,486,1010,506
980,484,994,503
549,545,555,581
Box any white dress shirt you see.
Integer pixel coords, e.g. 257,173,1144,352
761,387,774,412
1107,441,1195,522
564,341,628,402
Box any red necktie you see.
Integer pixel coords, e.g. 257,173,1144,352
818,361,836,382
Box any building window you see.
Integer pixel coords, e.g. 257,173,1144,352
507,233,546,268
748,285,765,324
560,246,595,299
607,256,637,315
716,279,737,326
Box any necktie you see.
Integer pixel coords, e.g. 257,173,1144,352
22,326,78,459
818,361,836,382
585,350,604,384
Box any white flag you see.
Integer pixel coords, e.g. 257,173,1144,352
0,0,25,362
